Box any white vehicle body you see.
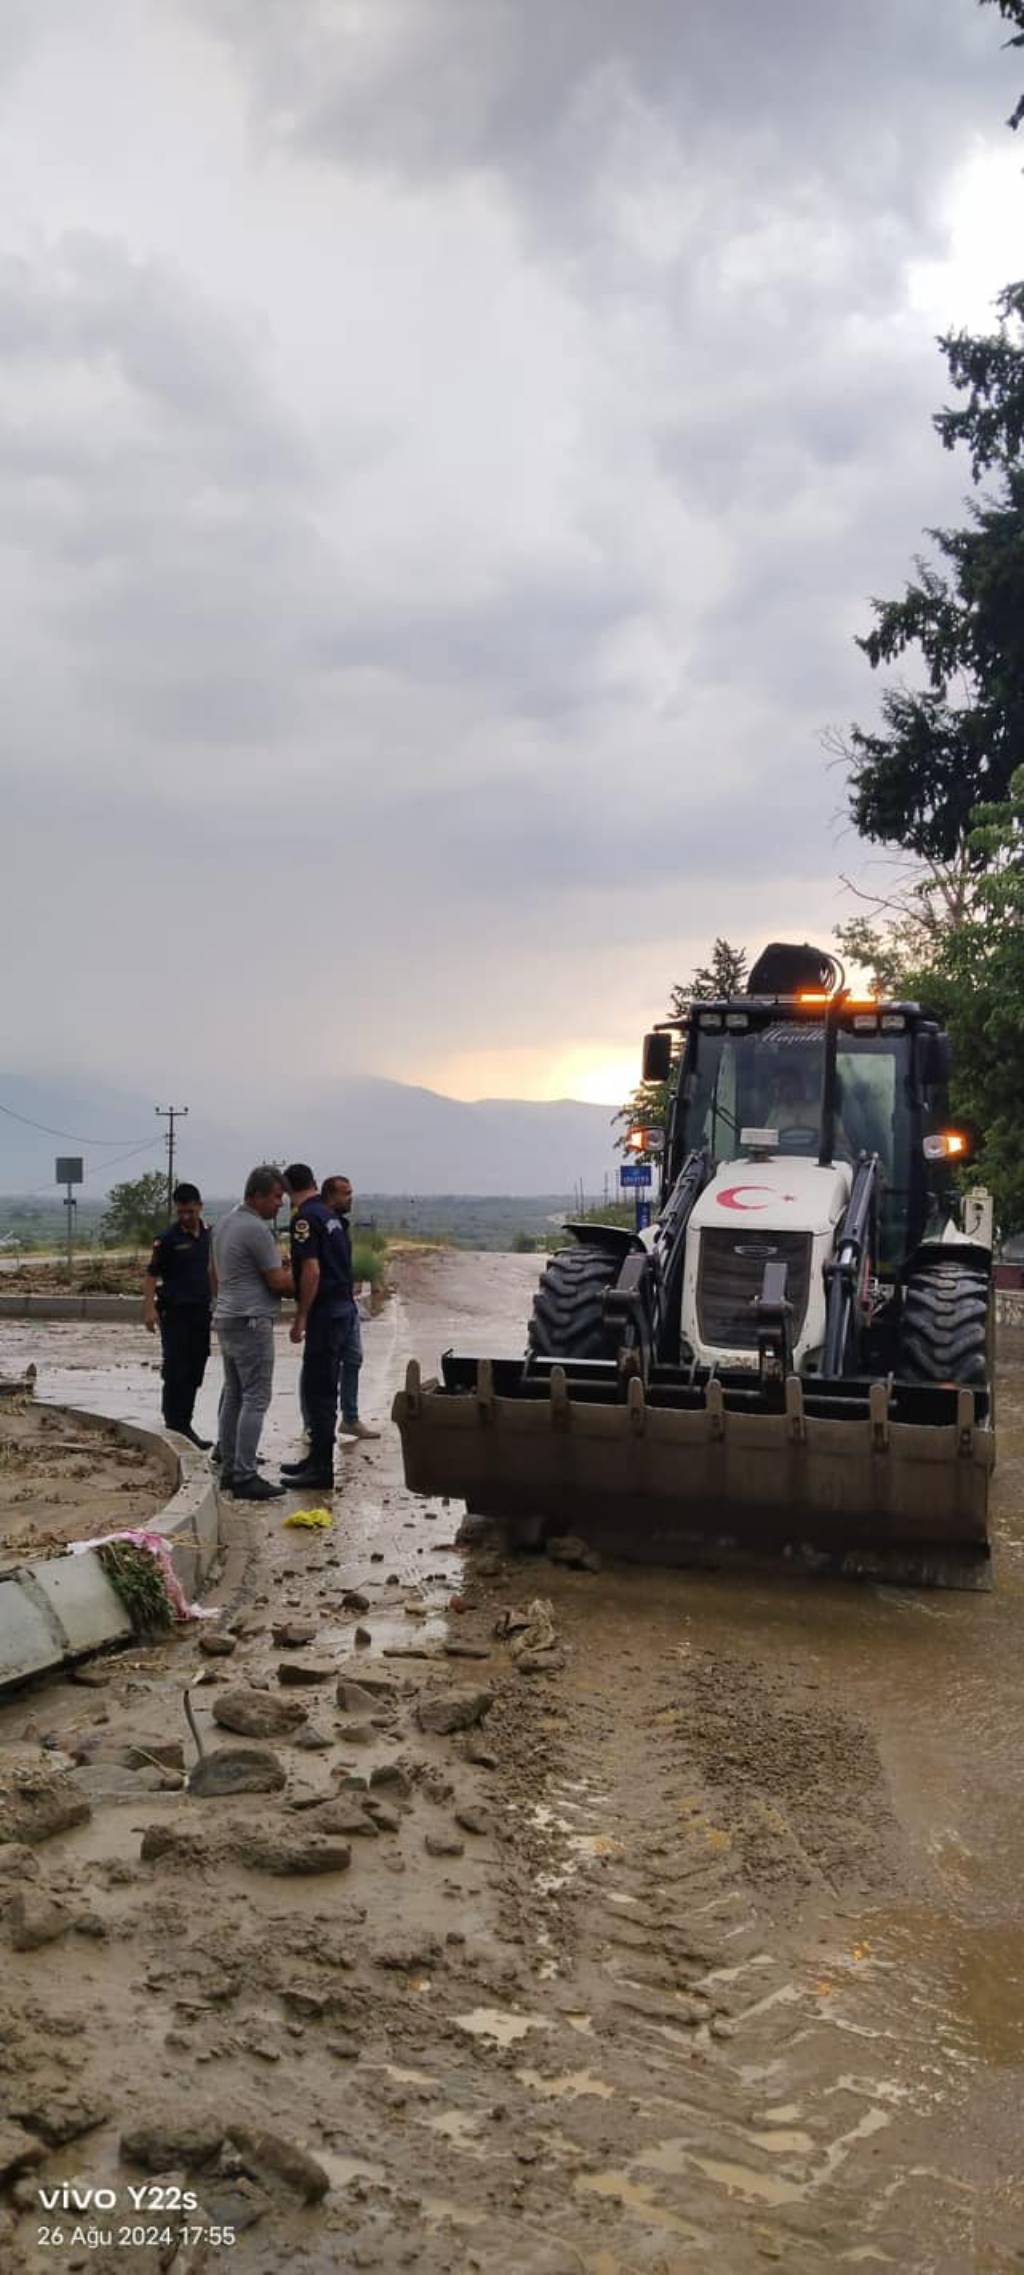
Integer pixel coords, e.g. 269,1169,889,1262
679,1151,853,1372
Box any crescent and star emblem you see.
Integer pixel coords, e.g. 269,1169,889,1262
717,1185,798,1211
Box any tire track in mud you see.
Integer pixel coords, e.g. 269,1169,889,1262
473,1569,1022,2275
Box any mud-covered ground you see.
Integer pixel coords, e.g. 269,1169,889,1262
0,1253,1022,2275
0,1402,169,1567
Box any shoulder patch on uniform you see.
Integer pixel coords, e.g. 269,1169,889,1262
293,1219,311,1242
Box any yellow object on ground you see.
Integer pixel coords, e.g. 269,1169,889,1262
282,1505,333,1529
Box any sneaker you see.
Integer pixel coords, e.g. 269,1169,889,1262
280,1458,312,1476
183,1427,213,1451
217,1469,235,1492
338,1420,381,1441
231,1473,287,1502
282,1467,335,1492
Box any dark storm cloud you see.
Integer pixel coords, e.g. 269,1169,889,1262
0,0,1017,1101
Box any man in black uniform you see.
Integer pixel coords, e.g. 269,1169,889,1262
279,1163,353,1492
143,1183,213,1449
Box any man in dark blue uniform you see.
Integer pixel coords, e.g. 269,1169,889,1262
279,1163,354,1491
143,1183,213,1448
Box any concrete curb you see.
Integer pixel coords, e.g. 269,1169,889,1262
0,1402,223,1691
0,1294,145,1321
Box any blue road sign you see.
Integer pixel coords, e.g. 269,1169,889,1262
619,1163,653,1189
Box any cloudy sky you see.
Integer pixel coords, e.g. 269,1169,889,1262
1,0,1019,1123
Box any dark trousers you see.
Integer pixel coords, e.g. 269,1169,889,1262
301,1302,354,1472
159,1306,211,1433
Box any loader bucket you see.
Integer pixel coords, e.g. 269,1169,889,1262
392,1358,994,1590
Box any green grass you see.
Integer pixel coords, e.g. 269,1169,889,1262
352,1238,386,1288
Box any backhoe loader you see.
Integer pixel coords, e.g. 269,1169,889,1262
393,944,995,1586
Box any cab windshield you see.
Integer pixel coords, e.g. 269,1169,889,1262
682,1021,912,1191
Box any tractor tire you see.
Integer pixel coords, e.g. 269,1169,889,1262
898,1260,990,1387
528,1244,622,1363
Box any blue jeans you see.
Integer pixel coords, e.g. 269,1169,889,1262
338,1303,364,1426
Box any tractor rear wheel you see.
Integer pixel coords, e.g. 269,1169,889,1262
528,1243,622,1363
898,1260,990,1387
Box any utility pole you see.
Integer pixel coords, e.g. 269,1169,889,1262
155,1105,188,1215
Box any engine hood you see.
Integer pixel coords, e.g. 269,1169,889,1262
691,1156,852,1239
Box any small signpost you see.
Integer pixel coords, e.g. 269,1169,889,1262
620,1158,653,1233
56,1157,83,1273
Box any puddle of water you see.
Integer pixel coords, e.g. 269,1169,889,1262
454,2006,552,2046
516,2067,615,2102
746,2128,816,2155
377,2062,439,2088
755,2103,804,2124
319,2150,387,2189
867,1907,1024,2068
688,2152,805,2205
422,2196,486,2229
425,2110,484,2154
573,2171,703,2242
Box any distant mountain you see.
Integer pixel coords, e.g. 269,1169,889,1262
0,1072,619,1198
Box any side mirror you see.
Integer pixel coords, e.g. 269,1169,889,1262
920,1032,952,1089
641,1032,672,1083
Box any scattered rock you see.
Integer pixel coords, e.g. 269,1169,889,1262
362,1800,400,1834
516,1649,566,1676
455,1805,490,1836
417,1688,493,1737
463,1735,498,1769
226,2124,330,2203
368,1763,412,1798
545,1534,602,1572
120,2116,225,2172
271,1621,318,1648
140,1825,211,1867
277,1660,335,1687
336,1721,375,1745
10,2093,108,2147
444,1641,492,1660
294,1725,333,1752
341,1590,370,1614
0,1842,40,1881
117,1740,186,1772
425,1832,465,1859
376,1935,443,1972
336,1678,382,1717
73,1763,178,1796
336,1665,397,1702
198,1631,238,1658
300,1801,378,1839
326,2033,361,2061
0,2121,46,2186
354,1626,372,1647
233,1834,352,1876
188,1746,286,1798
199,2176,271,2232
0,1758,92,1845
6,1889,74,1950
212,1689,308,1739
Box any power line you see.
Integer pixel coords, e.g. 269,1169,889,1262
155,1104,188,1214
0,1099,149,1146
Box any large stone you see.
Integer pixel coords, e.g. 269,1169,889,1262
271,1621,317,1648
187,1746,286,1797
226,2124,330,2203
9,2093,109,2147
6,1889,74,1950
0,1842,40,1881
277,1660,335,1686
120,2116,225,2172
0,1758,92,1845
212,1688,308,1739
140,1824,211,1867
334,1663,397,1701
233,1834,352,1876
416,1687,493,1736
0,2122,46,2186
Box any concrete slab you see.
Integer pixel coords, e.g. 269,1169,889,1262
30,1555,132,1654
0,1577,63,1684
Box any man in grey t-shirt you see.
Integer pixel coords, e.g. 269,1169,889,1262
212,1165,293,1501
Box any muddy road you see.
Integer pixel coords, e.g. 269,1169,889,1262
0,1252,1022,2275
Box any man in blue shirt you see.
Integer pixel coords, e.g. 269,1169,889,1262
143,1182,213,1449
280,1163,353,1491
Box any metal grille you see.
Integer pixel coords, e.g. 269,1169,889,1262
697,1229,812,1350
